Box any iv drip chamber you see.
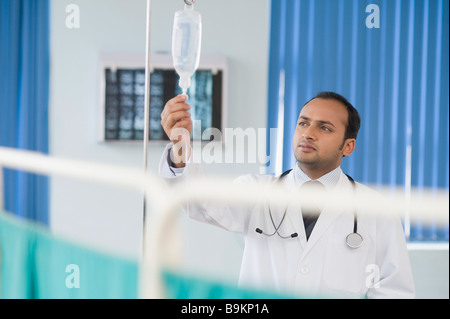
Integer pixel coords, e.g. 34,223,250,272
172,4,202,96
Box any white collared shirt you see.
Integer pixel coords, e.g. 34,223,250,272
293,164,342,192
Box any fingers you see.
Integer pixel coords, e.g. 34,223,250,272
170,117,193,141
163,110,191,128
172,117,193,132
161,95,193,142
161,95,190,119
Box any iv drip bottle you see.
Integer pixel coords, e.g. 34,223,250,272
172,4,202,96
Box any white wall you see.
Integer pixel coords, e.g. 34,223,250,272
408,247,449,299
49,0,448,298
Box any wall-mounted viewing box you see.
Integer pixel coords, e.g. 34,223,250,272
99,53,227,143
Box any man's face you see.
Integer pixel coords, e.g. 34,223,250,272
292,98,355,178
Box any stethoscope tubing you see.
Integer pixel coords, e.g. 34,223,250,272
255,170,363,248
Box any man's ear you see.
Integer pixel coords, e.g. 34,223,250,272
342,138,356,157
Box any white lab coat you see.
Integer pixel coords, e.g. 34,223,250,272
159,145,415,299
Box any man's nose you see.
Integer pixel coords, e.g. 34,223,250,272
302,126,316,140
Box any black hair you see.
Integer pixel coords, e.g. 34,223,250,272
304,91,361,140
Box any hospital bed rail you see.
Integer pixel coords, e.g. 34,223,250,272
0,146,448,298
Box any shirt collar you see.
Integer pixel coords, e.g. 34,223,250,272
293,164,342,192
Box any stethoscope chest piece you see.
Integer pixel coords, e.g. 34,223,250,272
346,232,363,249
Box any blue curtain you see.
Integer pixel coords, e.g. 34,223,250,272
0,0,50,225
267,0,449,242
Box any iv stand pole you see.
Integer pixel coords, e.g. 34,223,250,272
142,0,195,254
142,0,152,252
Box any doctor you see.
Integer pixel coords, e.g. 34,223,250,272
159,91,415,298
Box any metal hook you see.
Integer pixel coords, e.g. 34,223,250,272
184,0,195,5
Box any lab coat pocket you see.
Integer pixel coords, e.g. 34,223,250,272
322,224,371,295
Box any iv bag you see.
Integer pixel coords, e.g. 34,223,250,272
172,4,202,96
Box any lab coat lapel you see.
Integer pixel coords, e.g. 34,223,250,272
301,172,354,257
282,172,308,249
286,203,308,248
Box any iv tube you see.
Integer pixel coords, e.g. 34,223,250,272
172,4,202,96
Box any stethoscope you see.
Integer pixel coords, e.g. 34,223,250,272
255,169,364,249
